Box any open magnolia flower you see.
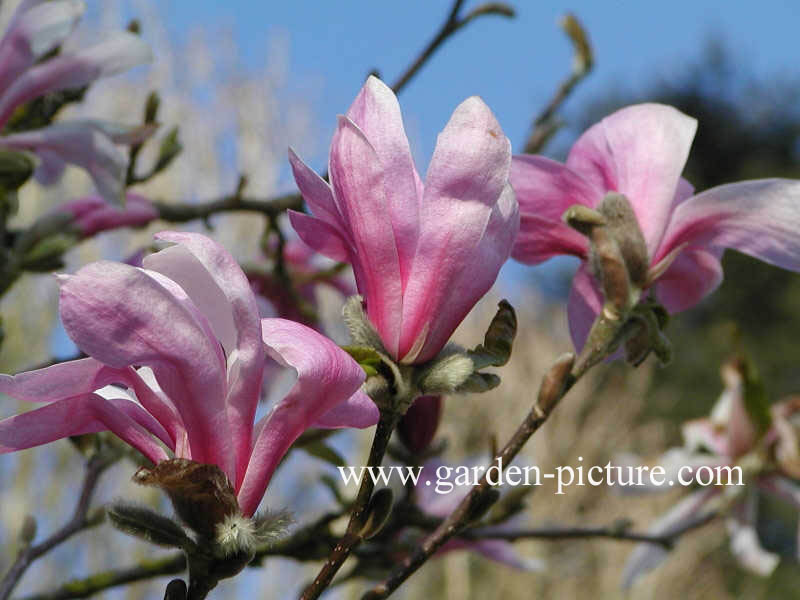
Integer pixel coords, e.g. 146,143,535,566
511,103,800,350
0,0,152,202
0,232,378,524
620,359,800,587
288,75,518,364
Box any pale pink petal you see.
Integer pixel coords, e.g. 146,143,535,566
399,97,514,362
346,76,421,283
237,319,366,516
567,104,697,255
682,418,730,457
312,390,378,429
59,260,231,472
0,0,84,91
727,492,780,576
566,263,603,352
651,247,723,313
288,210,351,263
328,116,404,357
33,148,67,185
288,148,346,232
0,31,151,127
0,393,169,464
148,231,266,486
510,155,597,264
1,121,127,203
445,539,544,571
57,193,158,236
622,487,719,588
658,179,800,274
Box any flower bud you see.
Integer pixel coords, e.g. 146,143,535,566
397,395,443,455
0,150,34,191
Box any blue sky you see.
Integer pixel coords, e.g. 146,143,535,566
159,0,800,173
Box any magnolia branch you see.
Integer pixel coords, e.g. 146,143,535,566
0,456,112,600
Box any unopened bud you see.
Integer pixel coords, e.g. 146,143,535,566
397,395,443,455
144,91,160,124
359,487,394,540
153,127,182,174
164,579,187,600
18,515,37,546
418,350,474,394
536,353,575,414
108,503,192,549
0,150,34,191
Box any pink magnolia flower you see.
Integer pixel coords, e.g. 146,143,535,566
0,232,378,517
54,192,158,236
288,76,518,364
620,361,800,587
510,104,800,350
0,0,152,203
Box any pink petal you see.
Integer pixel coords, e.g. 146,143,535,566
651,247,723,313
622,487,719,588
0,0,84,92
313,390,378,429
59,260,231,472
726,492,780,576
147,231,266,486
346,76,421,283
0,31,151,128
566,262,603,352
1,121,127,204
452,539,544,571
0,393,169,464
33,148,67,185
57,193,158,236
657,179,800,274
237,318,366,516
510,155,596,264
567,104,697,256
399,97,515,362
328,115,404,357
288,148,346,232
288,210,351,263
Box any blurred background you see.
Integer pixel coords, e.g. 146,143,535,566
1,0,800,598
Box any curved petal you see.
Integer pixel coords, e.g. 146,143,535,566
346,76,421,281
0,357,110,402
658,179,800,274
33,148,67,185
288,148,345,232
566,262,603,352
567,104,697,255
288,210,351,263
0,32,151,128
1,121,127,204
148,231,266,486
510,155,595,264
399,97,514,362
329,116,404,357
312,390,378,429
0,0,85,92
237,319,366,516
651,247,723,313
0,393,169,464
59,260,230,471
443,538,544,571
58,193,157,236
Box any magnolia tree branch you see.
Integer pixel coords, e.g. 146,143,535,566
522,14,594,154
360,351,593,599
0,456,112,600
390,1,515,94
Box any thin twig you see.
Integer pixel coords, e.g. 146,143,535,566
390,1,515,95
522,14,593,154
0,456,111,600
301,411,401,600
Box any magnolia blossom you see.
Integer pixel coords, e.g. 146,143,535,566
54,192,158,236
0,0,152,202
412,460,543,571
0,232,378,517
620,361,800,587
288,76,518,364
511,104,800,350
